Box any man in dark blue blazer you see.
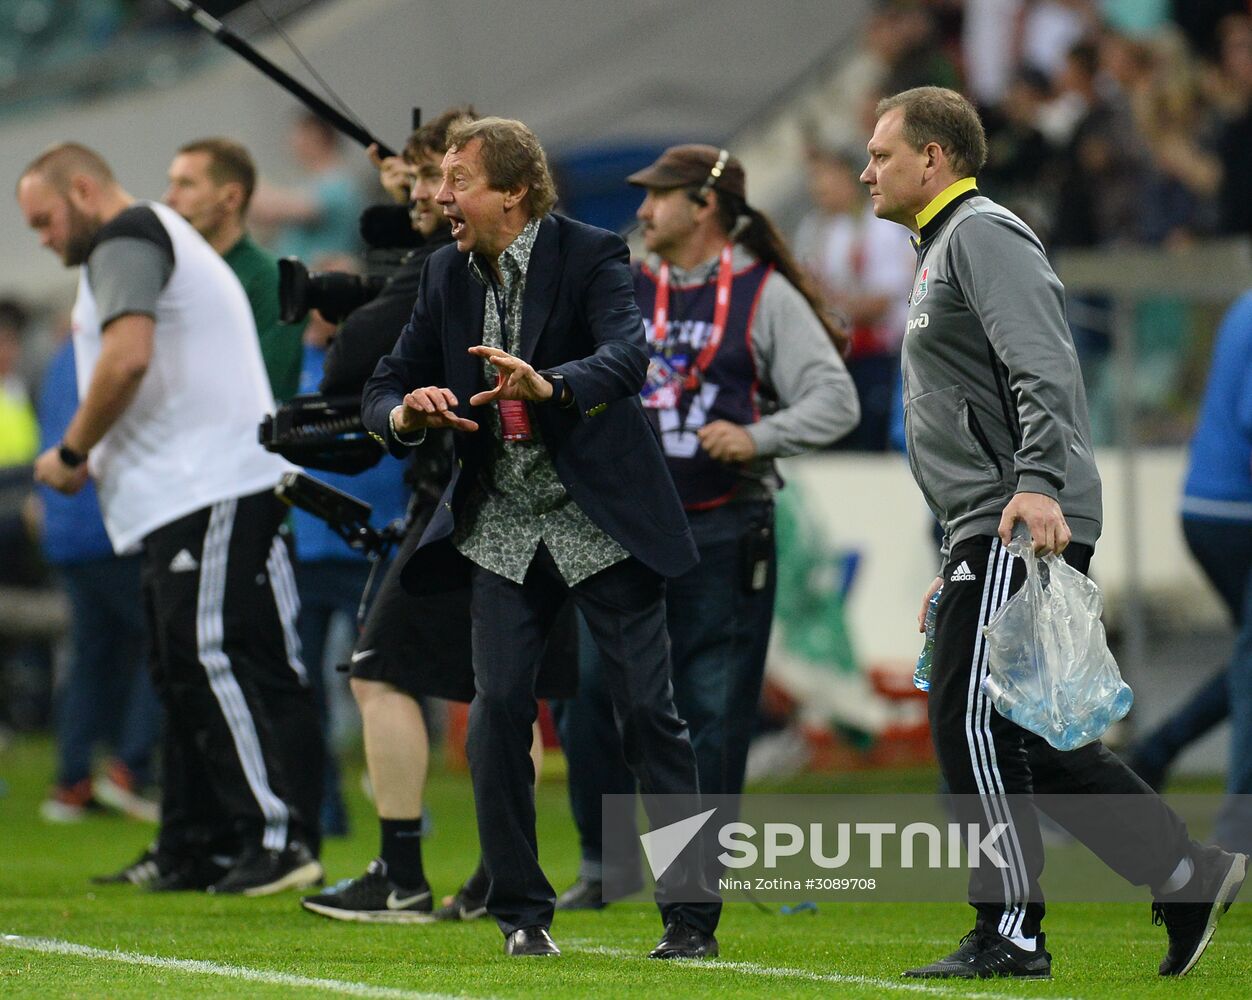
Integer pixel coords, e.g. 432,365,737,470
362,117,721,959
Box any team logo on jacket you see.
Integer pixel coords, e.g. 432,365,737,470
911,266,929,305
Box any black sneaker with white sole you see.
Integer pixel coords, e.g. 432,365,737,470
1154,845,1247,976
209,841,323,897
431,863,489,921
149,856,230,893
555,876,607,911
431,887,488,921
90,847,171,886
301,858,433,923
903,929,1051,979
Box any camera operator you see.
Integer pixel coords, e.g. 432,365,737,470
300,107,574,926
288,267,410,840
314,131,447,396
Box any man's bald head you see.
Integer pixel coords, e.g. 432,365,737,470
16,143,128,267
18,142,116,197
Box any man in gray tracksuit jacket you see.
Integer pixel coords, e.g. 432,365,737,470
900,186,1102,566
863,86,1245,981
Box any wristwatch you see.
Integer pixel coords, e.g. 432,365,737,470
538,370,572,408
388,405,424,446
58,441,87,468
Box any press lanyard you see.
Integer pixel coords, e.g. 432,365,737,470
486,267,532,442
653,243,735,390
487,272,510,351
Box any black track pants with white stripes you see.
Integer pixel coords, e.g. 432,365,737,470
929,534,1191,938
143,489,324,859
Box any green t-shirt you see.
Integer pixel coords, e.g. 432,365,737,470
223,234,304,402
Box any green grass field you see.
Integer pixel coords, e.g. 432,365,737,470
1,735,1249,999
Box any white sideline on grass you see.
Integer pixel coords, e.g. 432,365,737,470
0,934,478,1000
565,941,1085,1000
2,931,1096,999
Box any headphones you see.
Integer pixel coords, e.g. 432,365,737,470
687,148,731,207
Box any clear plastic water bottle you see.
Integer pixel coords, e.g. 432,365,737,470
913,587,942,691
984,673,1039,733
1111,682,1134,720
1058,683,1134,750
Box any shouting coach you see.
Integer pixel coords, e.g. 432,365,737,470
362,117,721,959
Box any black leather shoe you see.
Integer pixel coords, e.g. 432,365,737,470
648,920,718,959
505,926,560,957
556,876,607,911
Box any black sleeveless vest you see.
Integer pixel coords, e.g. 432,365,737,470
634,259,772,509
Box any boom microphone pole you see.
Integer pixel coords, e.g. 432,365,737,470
163,0,397,158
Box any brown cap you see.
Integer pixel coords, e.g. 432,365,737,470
626,144,747,202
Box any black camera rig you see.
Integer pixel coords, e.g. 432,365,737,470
274,470,404,561
278,259,388,325
275,471,407,625
258,394,383,475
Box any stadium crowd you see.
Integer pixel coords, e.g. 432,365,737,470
1,0,1251,977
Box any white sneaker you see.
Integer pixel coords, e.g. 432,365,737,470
94,765,159,823
39,779,96,823
40,797,88,823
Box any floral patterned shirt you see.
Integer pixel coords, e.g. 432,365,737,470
453,217,627,584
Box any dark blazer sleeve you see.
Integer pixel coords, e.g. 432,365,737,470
547,233,648,414
361,256,446,458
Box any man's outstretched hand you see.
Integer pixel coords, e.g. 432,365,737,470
393,386,480,434
467,346,553,405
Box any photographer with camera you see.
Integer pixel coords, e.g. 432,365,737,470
298,107,571,926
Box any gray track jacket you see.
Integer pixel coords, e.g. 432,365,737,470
901,189,1103,565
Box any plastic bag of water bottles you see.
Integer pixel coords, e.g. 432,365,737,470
981,536,1133,751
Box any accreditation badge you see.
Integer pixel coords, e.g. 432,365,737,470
641,353,688,410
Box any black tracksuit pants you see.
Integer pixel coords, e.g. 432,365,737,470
144,489,323,860
930,534,1191,938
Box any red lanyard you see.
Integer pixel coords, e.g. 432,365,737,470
653,243,735,390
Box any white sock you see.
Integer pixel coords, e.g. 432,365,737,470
1159,855,1195,895
1007,933,1036,952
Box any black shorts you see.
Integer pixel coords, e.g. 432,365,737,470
350,518,577,703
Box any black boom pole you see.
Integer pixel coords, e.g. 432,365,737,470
164,0,397,158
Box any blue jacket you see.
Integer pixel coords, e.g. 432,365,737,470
1183,289,1252,517
362,213,697,592
293,343,410,562
36,340,115,564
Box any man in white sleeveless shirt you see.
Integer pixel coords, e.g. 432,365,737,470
19,143,324,896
